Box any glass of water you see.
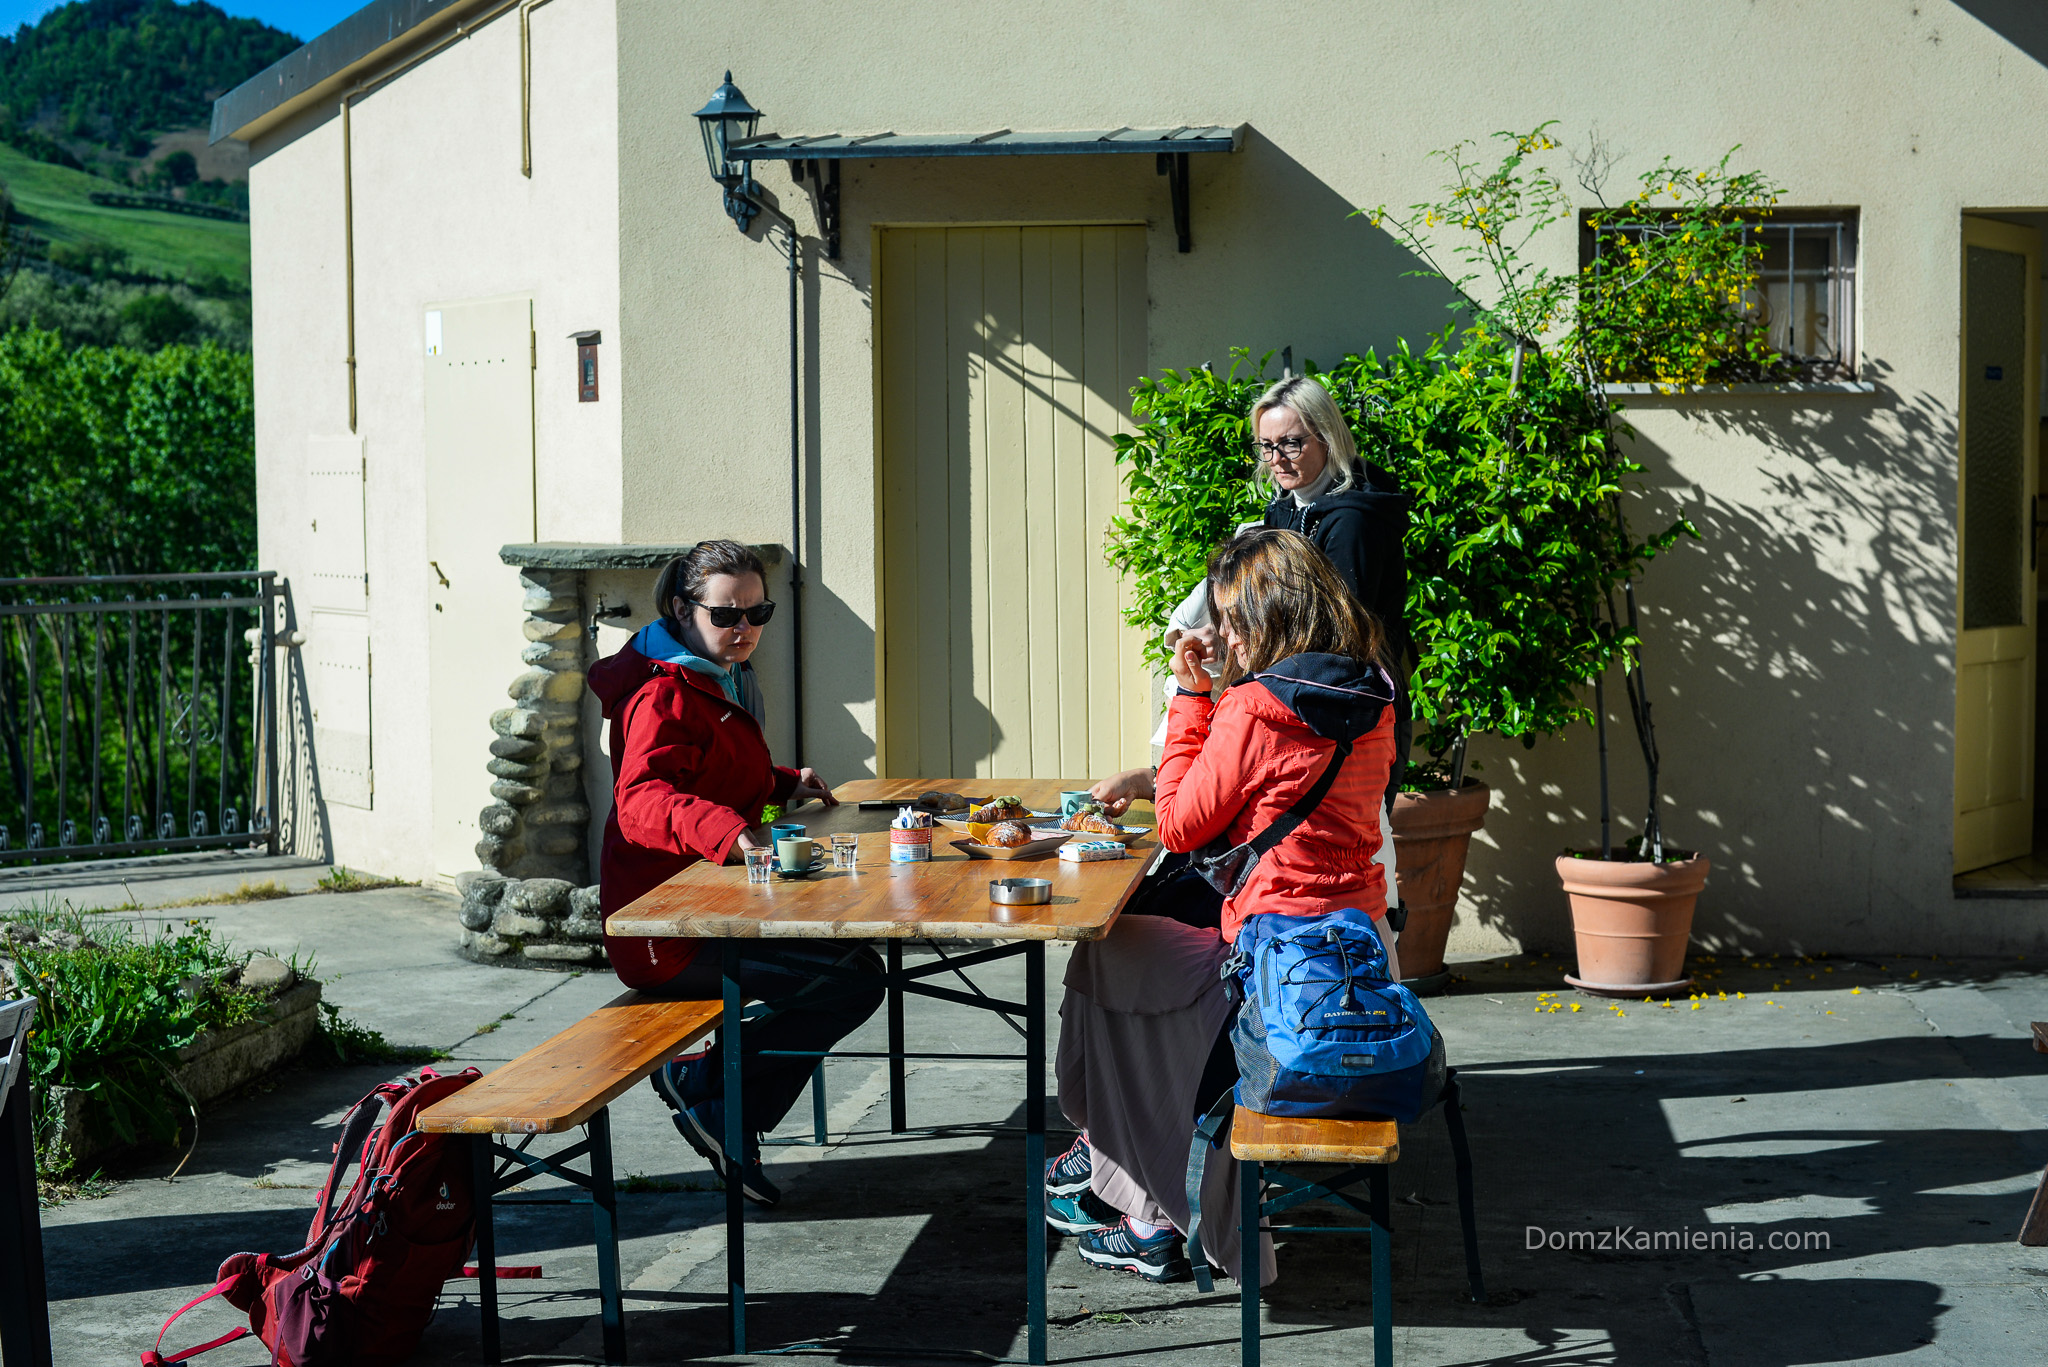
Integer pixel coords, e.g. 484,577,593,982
744,846,777,884
831,833,860,869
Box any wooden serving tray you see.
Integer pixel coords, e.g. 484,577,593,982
951,833,1072,860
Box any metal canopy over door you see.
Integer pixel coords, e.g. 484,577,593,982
424,297,535,880
876,225,1151,779
1955,216,2039,873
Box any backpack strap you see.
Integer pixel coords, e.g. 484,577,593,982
1183,1089,1237,1293
140,1279,251,1366
315,1085,401,1234
1195,737,1353,891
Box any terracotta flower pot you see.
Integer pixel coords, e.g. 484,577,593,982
1389,782,1491,982
1557,852,1711,997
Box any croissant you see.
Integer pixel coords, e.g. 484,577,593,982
972,795,1031,823
1060,804,1119,835
986,821,1035,848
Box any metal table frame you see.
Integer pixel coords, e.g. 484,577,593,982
715,934,1051,1363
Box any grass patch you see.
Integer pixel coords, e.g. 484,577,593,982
473,1012,518,1036
36,1158,116,1208
316,867,415,894
0,140,248,287
618,1172,685,1194
307,1001,447,1067
156,879,293,908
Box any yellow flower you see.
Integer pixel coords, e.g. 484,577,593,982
1570,1003,1582,1012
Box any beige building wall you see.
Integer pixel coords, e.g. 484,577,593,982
614,0,2048,956
249,0,621,883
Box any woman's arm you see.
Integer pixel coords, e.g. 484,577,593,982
613,694,755,864
1154,690,1266,853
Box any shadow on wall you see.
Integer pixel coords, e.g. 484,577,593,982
1461,360,1957,956
1155,126,1457,371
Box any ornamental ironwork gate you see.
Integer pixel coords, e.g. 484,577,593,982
0,573,285,864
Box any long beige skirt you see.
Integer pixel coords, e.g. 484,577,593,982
1056,914,1277,1286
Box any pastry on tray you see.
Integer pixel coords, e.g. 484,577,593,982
984,821,1035,848
1060,802,1121,835
918,790,972,813
971,795,1032,823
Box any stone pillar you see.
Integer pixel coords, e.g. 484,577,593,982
476,568,589,883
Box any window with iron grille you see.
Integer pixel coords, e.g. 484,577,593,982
1581,210,1859,381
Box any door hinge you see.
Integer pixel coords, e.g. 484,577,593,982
530,330,537,370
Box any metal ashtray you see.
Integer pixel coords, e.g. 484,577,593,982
989,877,1052,906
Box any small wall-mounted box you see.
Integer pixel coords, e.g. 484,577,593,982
571,330,601,402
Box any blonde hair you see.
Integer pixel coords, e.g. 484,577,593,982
1250,375,1359,497
1206,528,1383,688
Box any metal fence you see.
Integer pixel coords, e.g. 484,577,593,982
0,572,283,865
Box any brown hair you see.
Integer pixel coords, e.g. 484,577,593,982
1205,528,1383,686
653,540,766,637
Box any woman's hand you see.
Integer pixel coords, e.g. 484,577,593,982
726,824,773,864
1089,767,1155,818
789,768,839,807
1170,634,1213,694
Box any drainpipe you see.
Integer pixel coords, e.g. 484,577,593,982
342,90,357,432
784,220,803,767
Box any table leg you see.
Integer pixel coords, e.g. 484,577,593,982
470,1135,500,1365
722,941,746,1356
887,939,907,1133
588,1106,626,1366
1240,1158,1262,1367
810,1061,828,1145
1024,939,1046,1366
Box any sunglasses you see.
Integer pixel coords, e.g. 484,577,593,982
691,598,776,629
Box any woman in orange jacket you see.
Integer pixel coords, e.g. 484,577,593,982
1053,529,1399,1285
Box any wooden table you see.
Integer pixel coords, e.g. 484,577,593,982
607,778,1156,1364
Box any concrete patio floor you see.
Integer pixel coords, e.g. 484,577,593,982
14,857,2048,1365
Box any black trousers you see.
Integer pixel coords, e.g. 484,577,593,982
654,941,886,1135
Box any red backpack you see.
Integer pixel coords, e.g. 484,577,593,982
145,1067,482,1367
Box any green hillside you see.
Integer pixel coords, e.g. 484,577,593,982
0,137,246,287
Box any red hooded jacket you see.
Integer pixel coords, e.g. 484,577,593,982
588,640,798,987
1155,654,1396,945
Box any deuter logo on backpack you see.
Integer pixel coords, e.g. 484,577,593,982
1228,908,1445,1121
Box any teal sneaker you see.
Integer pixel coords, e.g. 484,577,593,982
1048,1189,1117,1235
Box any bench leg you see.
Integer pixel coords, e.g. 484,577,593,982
722,941,746,1356
886,939,907,1133
470,1135,500,1365
1369,1166,1391,1367
811,1061,828,1145
588,1106,627,1366
1442,1072,1486,1303
1240,1158,1262,1367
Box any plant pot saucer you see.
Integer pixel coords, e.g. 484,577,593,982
1401,968,1453,998
1564,973,1693,1000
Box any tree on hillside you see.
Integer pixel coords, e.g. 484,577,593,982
0,0,298,150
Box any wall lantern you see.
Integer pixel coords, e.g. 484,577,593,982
694,70,765,233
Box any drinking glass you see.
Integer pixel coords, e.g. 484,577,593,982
831,833,860,869
744,846,777,884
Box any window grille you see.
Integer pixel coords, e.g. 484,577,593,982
1582,210,1859,381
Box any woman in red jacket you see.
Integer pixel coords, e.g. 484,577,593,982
1054,529,1398,1285
589,540,882,1206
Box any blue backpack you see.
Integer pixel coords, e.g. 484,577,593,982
1227,907,1445,1121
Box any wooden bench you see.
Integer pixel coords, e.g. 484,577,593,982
1228,1069,1484,1367
419,991,723,1367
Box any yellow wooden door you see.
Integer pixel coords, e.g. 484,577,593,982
876,225,1151,780
424,296,535,879
1955,217,2040,872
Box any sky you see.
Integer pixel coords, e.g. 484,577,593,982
0,0,354,45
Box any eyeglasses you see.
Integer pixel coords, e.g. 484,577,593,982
1252,435,1315,462
691,599,776,628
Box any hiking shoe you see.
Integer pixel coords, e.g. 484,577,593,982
1047,1189,1117,1236
649,1056,713,1114
1077,1219,1192,1283
672,1099,781,1208
1045,1135,1093,1198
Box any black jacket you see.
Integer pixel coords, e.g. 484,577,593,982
1261,462,1412,670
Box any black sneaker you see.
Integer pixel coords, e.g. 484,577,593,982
1077,1219,1192,1283
673,1098,781,1207
1045,1135,1093,1198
